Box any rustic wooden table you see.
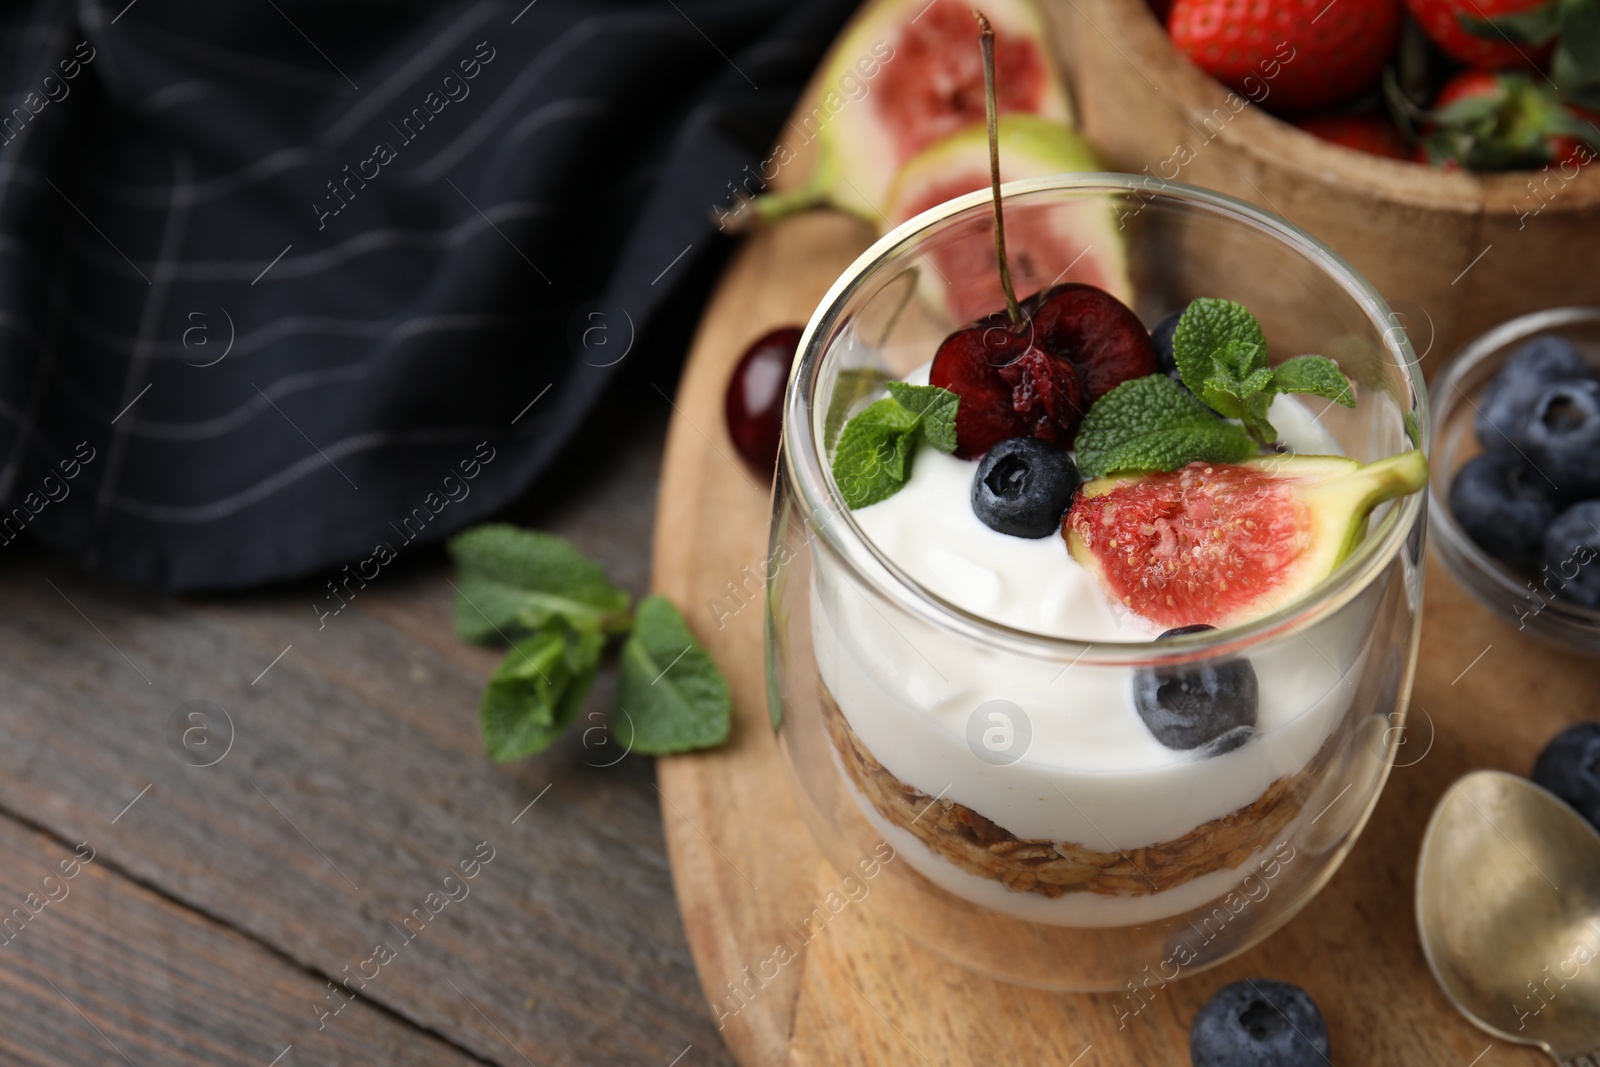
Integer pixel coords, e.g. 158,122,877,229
0,380,736,1067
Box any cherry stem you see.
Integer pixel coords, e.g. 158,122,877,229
975,9,1021,327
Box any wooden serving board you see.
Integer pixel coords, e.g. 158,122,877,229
653,212,1600,1066
650,11,1600,1052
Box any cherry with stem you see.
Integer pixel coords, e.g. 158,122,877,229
975,9,1023,328
928,10,1155,457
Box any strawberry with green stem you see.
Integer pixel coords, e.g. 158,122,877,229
1405,70,1600,170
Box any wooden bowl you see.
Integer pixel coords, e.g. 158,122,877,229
1044,0,1600,367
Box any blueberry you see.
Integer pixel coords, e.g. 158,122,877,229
1541,501,1600,609
1533,723,1600,831
1132,624,1258,751
1190,979,1330,1067
1475,335,1594,450
1151,310,1184,380
1201,725,1256,756
1510,380,1600,499
970,436,1080,539
1448,452,1556,568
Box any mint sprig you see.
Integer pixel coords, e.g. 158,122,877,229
448,524,731,762
1075,375,1257,479
831,382,959,508
1074,299,1356,477
1173,298,1354,446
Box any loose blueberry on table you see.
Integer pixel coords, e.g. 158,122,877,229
1190,979,1330,1067
1534,722,1600,831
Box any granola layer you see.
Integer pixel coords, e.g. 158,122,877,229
824,686,1316,898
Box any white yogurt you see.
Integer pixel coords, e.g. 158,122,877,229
810,365,1374,922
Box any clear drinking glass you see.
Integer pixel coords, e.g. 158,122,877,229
765,175,1428,991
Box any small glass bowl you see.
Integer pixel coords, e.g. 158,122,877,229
1428,307,1600,654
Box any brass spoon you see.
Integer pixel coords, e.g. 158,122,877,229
1416,770,1600,1066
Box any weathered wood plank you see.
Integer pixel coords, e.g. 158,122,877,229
0,397,734,1066
0,818,486,1067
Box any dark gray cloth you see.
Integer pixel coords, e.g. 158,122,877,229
0,0,854,589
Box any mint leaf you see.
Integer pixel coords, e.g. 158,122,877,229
1171,298,1350,446
831,397,924,508
614,595,731,755
830,384,961,507
449,571,527,644
885,382,960,453
1173,298,1270,408
1199,335,1277,442
1274,355,1355,407
824,368,891,450
1074,375,1258,479
1200,340,1275,410
448,525,630,643
479,620,604,761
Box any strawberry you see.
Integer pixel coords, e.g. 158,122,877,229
1403,0,1554,68
1416,70,1600,169
1167,0,1403,113
1295,115,1412,158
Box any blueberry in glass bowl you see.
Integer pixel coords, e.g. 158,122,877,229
1429,308,1600,653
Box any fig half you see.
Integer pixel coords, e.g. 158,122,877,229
1064,451,1429,630
750,0,1071,225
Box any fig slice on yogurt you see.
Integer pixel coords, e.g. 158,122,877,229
1063,451,1428,631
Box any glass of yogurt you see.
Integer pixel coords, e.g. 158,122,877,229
766,174,1428,991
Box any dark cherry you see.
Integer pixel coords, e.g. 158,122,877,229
1027,283,1160,402
922,24,1153,459
725,326,803,472
930,312,1083,459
